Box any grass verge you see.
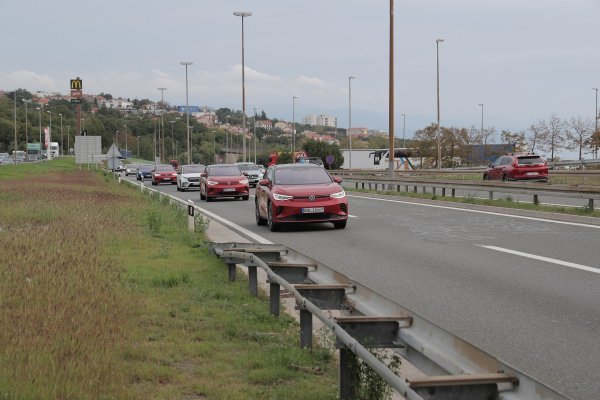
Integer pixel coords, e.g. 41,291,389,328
0,159,338,399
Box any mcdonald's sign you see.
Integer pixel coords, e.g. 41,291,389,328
70,78,83,90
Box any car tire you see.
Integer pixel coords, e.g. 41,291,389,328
177,185,181,191
242,195,249,201
200,189,205,200
483,174,490,181
333,220,347,229
206,195,213,202
256,200,267,226
267,203,280,232
502,174,509,182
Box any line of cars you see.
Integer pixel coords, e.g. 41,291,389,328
123,161,349,231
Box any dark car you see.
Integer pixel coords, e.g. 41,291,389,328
136,164,154,181
235,162,262,187
255,164,348,231
151,164,177,185
483,153,548,182
200,164,249,202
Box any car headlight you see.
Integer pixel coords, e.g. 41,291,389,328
181,177,188,181
273,193,293,201
207,180,218,185
330,190,346,199
239,179,249,184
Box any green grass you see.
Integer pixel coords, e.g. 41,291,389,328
0,158,338,399
348,187,600,218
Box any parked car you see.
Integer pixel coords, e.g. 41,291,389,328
200,164,249,202
124,164,138,176
235,162,262,187
177,164,205,191
483,153,548,182
255,164,348,231
151,164,177,185
136,164,154,181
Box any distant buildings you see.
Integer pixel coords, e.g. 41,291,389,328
302,114,338,128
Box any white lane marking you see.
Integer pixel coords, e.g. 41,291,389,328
348,214,357,218
479,245,600,275
347,194,600,229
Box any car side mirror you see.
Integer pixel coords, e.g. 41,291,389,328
258,178,270,186
333,176,342,184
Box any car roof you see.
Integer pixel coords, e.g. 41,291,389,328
272,163,322,170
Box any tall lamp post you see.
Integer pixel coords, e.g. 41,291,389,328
37,106,42,148
292,96,298,161
479,103,485,159
180,61,193,164
170,120,176,160
233,11,252,162
253,107,259,164
594,88,599,159
348,76,355,169
157,87,166,162
46,110,52,160
436,37,445,170
388,0,395,177
401,113,406,148
59,113,63,156
23,99,31,150
67,125,70,155
123,125,129,159
137,136,140,158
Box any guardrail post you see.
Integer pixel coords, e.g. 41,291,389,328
533,194,539,206
339,347,357,400
248,266,258,296
489,191,494,201
452,188,456,197
269,283,280,316
588,198,594,211
140,180,144,193
300,309,313,348
442,188,446,197
228,264,236,281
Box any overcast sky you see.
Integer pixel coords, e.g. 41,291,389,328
1,0,598,143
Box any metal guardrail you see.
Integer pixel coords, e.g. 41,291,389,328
341,176,600,210
115,173,572,400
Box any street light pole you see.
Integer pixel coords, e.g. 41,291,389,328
37,106,42,148
67,126,70,155
348,76,355,169
253,107,259,164
234,11,252,162
59,113,63,156
479,103,485,159
292,96,298,161
170,120,176,160
137,136,140,158
436,37,445,170
46,110,52,160
123,125,128,159
23,99,31,151
388,0,395,177
180,61,193,164
157,87,166,162
401,113,406,148
594,88,599,159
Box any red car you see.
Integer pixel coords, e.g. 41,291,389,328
483,153,549,182
151,164,177,185
200,164,249,202
255,164,348,231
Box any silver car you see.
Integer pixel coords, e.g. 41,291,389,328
235,162,262,187
177,164,205,191
124,164,138,176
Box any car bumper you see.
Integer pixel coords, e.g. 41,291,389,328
271,198,348,224
180,180,200,189
207,184,249,198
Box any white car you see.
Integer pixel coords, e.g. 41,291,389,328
177,164,205,191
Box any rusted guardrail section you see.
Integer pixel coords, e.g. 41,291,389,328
210,242,571,400
342,176,600,210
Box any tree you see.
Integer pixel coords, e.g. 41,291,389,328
500,130,527,153
527,121,545,153
536,114,565,161
413,124,437,167
565,117,593,160
302,140,344,169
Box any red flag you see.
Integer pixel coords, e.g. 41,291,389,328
44,127,50,149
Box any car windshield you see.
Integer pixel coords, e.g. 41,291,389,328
517,156,544,165
155,165,175,172
208,166,241,176
182,165,203,173
237,163,258,171
140,165,153,171
274,167,333,185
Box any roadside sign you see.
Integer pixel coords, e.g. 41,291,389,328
70,78,83,90
70,78,83,103
326,155,334,169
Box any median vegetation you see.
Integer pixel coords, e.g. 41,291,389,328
0,158,338,399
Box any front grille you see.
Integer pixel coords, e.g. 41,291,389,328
282,213,344,222
187,177,200,182
292,194,330,201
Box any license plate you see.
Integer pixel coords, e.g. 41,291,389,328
223,188,235,192
526,172,539,176
163,178,171,180
302,207,324,214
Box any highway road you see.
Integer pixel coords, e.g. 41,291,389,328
130,176,600,400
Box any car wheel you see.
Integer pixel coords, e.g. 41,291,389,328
333,220,347,229
176,185,181,191
483,174,490,181
242,195,249,201
267,203,280,232
200,189,205,200
502,174,509,182
206,194,213,202
256,200,267,226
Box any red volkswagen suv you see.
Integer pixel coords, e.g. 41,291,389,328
200,164,249,202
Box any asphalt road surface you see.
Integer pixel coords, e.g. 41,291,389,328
131,176,600,400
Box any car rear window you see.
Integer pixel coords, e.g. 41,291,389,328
516,156,544,165
274,167,333,185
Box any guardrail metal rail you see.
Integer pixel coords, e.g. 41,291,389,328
341,176,600,210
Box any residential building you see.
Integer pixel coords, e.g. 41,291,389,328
303,114,338,128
